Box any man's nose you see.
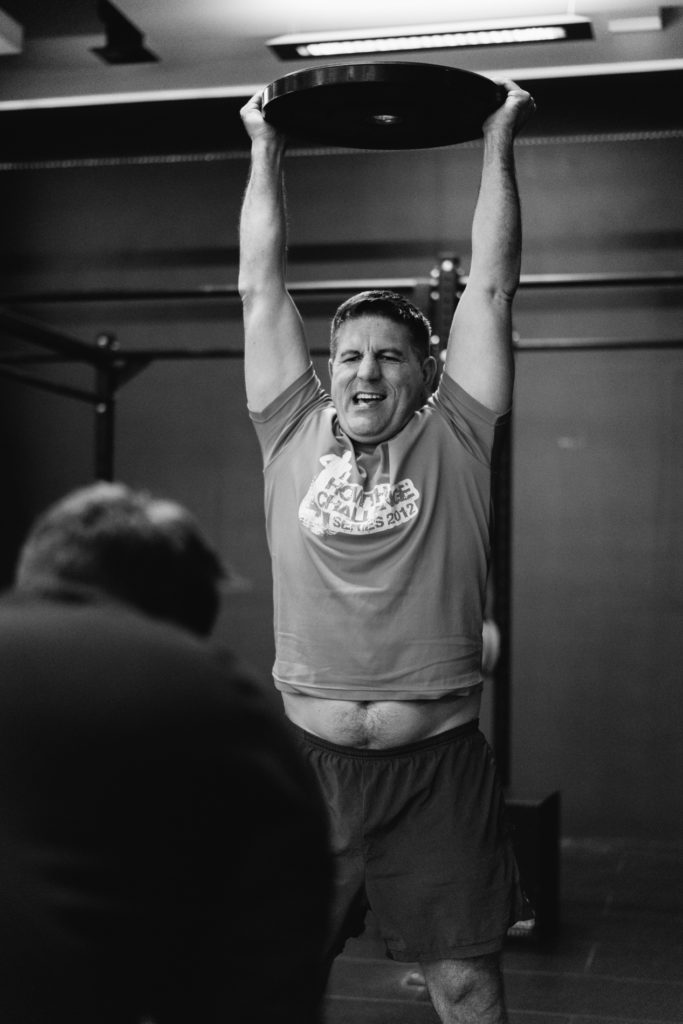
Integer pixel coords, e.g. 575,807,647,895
358,352,380,378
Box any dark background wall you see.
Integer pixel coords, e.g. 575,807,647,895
1,78,681,838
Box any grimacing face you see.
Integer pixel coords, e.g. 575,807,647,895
328,315,436,445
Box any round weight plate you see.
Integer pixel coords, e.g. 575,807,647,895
262,62,506,150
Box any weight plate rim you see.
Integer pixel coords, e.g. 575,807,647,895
262,61,499,107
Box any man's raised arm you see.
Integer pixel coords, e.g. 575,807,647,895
238,92,310,412
444,80,535,414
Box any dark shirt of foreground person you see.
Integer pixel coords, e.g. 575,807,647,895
0,592,331,1024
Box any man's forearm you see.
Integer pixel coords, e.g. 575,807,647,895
469,128,522,300
238,136,288,296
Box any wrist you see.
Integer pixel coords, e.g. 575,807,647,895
482,128,516,172
483,122,515,149
251,133,286,161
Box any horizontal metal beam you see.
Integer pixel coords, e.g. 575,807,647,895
2,271,682,307
0,278,430,305
0,308,108,362
514,336,683,351
516,271,683,289
3,337,679,371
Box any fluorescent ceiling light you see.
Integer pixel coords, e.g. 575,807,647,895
0,7,23,55
268,16,593,59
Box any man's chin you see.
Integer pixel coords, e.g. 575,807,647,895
341,416,393,445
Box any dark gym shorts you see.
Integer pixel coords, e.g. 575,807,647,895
294,719,532,963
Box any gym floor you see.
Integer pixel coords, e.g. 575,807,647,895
325,837,683,1023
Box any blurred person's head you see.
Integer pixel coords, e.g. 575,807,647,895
15,482,225,637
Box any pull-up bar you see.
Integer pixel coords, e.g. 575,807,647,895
2,268,680,306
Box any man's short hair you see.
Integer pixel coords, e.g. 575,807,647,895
330,290,433,363
15,482,225,637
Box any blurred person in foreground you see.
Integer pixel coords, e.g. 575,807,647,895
0,481,331,1024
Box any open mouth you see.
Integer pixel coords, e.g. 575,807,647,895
353,392,385,405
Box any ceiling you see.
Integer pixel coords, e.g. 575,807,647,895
0,0,681,162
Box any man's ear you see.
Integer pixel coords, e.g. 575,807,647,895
328,357,334,381
422,355,438,390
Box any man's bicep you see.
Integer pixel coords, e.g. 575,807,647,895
442,284,514,415
243,290,311,411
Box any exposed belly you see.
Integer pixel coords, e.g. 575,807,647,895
282,688,481,749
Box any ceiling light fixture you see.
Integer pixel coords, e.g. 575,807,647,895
267,15,593,60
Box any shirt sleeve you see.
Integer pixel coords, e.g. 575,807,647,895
432,370,510,466
249,364,330,467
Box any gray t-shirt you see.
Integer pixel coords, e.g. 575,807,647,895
251,364,506,701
